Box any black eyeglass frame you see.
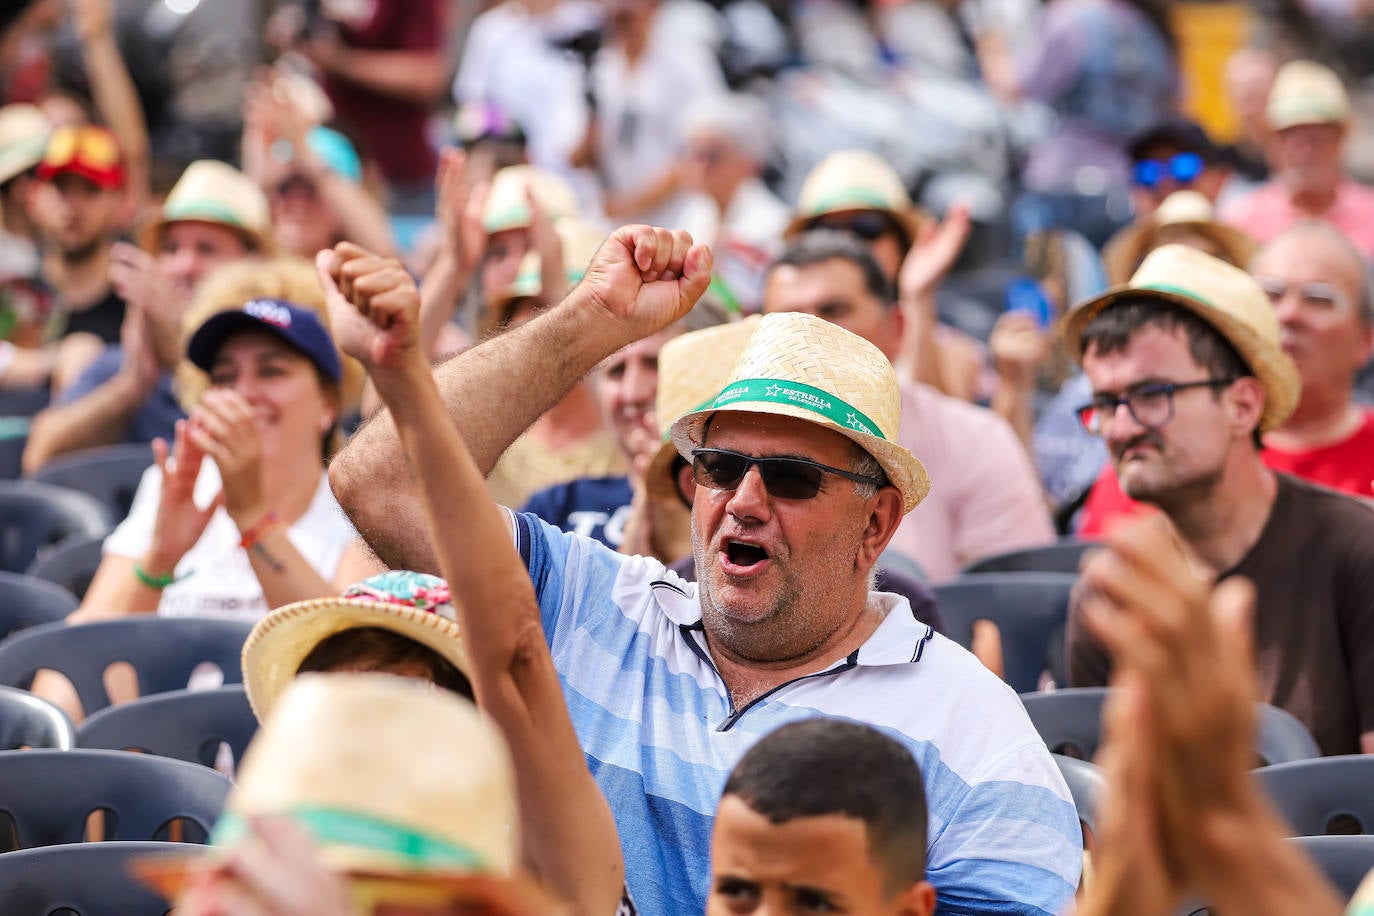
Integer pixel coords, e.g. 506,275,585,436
690,447,888,499
1076,378,1238,435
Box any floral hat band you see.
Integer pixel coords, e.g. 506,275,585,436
342,571,457,623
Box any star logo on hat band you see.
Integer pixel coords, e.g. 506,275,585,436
846,412,866,431
765,383,782,397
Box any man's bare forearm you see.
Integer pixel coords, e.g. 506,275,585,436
329,290,628,571
22,374,144,473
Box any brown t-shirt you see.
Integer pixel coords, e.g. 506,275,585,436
1067,473,1374,756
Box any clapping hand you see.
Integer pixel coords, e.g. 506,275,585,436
186,389,266,529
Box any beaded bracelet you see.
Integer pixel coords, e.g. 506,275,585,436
238,510,283,551
133,563,177,590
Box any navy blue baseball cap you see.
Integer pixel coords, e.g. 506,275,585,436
187,298,342,384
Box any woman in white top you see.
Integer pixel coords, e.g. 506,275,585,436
77,260,359,622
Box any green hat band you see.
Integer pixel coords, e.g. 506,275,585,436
163,198,248,228
805,187,900,218
707,377,885,439
1135,281,1215,309
482,205,529,233
212,807,487,871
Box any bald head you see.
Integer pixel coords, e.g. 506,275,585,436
1252,222,1372,326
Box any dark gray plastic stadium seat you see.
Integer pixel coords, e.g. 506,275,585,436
0,684,74,750
27,442,154,521
78,685,258,769
25,532,104,600
1022,687,1323,766
1053,752,1103,839
932,572,1076,692
0,617,253,715
0,569,78,639
1291,835,1374,900
1257,756,1374,836
961,539,1101,575
0,840,179,915
0,479,113,573
0,748,230,849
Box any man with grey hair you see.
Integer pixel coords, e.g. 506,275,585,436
678,92,789,311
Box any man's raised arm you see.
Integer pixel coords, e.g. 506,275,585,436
325,227,713,572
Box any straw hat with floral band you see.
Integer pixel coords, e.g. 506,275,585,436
782,150,927,248
140,159,273,254
1061,243,1301,433
0,103,51,186
1102,190,1257,285
241,570,471,722
646,316,760,506
36,124,124,190
134,673,557,915
670,311,931,513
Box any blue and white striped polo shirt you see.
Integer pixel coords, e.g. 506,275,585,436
514,511,1082,916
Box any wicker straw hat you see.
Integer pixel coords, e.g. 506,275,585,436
783,150,926,245
242,571,471,723
1102,191,1257,285
136,673,551,911
670,312,930,512
646,316,760,503
141,160,273,253
1267,61,1349,131
482,165,579,235
1062,243,1301,432
0,104,50,186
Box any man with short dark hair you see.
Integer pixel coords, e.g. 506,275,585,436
708,719,936,916
763,230,1053,580
1064,243,1374,756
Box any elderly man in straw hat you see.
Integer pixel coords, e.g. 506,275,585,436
1063,244,1374,756
23,159,271,472
1220,60,1374,257
328,226,1081,915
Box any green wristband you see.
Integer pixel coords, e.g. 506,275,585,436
133,563,177,590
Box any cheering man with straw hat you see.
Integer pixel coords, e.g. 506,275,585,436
329,226,1080,915
1063,244,1374,757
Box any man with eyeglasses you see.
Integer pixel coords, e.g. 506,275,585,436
1077,221,1374,536
328,226,1081,916
1219,61,1374,257
1063,243,1374,757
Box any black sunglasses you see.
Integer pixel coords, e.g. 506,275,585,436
691,447,887,500
812,212,906,244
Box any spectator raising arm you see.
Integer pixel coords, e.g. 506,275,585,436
73,0,150,215
328,227,713,572
319,245,625,916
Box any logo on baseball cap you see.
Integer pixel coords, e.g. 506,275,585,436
187,298,342,384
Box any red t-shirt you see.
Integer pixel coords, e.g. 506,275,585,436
1078,407,1374,537
321,0,442,186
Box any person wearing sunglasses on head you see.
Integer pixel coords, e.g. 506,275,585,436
1220,61,1374,258
327,226,1082,916
1062,243,1374,759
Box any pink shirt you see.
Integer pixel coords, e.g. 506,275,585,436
1219,179,1374,256
887,381,1055,581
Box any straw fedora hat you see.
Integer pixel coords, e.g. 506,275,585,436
0,104,50,186
1101,190,1257,286
1267,60,1349,131
136,673,553,912
1061,243,1300,432
242,571,471,722
646,316,760,503
783,150,926,245
670,312,931,512
141,160,273,253
482,165,579,235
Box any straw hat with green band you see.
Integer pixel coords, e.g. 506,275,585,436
140,159,273,254
1101,190,1257,286
646,316,761,503
1061,243,1301,433
783,149,927,245
670,312,930,513
1266,60,1349,131
481,164,579,234
134,673,549,910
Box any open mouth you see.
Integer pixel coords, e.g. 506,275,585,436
722,539,771,574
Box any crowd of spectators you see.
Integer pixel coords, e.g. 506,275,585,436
4,0,1374,913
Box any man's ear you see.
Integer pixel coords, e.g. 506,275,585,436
895,879,937,916
1226,377,1266,440
858,485,903,570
